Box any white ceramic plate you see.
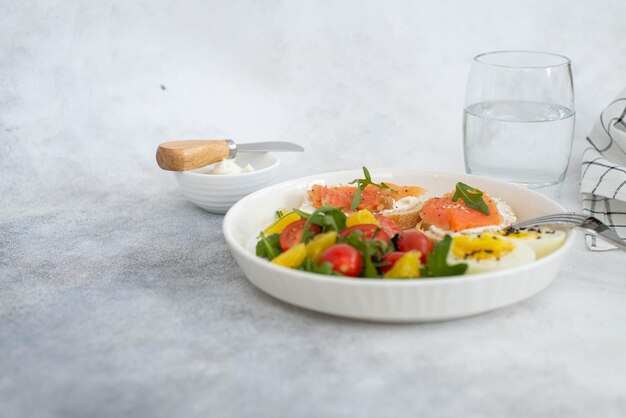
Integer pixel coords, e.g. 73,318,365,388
223,170,575,322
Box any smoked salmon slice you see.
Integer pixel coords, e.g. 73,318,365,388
308,182,426,212
308,184,352,209
420,193,502,232
308,184,396,211
384,183,426,201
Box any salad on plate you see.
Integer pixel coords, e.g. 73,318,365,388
255,168,566,279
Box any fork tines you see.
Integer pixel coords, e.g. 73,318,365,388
513,212,587,229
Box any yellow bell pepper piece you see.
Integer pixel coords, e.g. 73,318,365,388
271,243,307,268
305,231,337,262
264,212,301,235
384,251,421,279
346,209,379,228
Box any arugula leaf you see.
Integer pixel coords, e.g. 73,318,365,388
297,259,341,275
292,208,310,219
422,235,468,277
451,182,490,215
348,166,398,211
299,206,347,243
255,233,282,260
361,239,380,278
351,187,363,212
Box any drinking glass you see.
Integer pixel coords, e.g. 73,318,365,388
463,51,575,189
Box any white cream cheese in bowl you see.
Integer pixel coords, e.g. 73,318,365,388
199,158,255,175
174,153,279,214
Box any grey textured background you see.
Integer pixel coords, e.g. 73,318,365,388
2,1,626,417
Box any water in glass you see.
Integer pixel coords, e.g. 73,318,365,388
463,100,575,187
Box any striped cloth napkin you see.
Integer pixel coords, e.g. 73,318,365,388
581,88,626,250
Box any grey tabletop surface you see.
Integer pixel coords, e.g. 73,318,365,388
2,1,626,417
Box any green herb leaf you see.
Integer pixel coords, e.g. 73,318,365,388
351,187,363,211
255,233,282,261
422,235,468,277
451,182,490,215
361,241,380,278
362,166,370,180
300,206,347,243
291,208,311,219
275,210,285,219
348,166,398,211
297,259,341,275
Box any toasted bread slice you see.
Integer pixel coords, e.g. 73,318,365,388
381,207,421,230
415,221,443,243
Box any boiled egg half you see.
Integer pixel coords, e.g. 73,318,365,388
496,227,567,259
447,234,535,274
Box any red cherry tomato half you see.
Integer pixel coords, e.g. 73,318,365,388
320,244,363,277
379,251,405,273
396,230,432,263
279,219,322,251
374,215,403,238
338,224,390,243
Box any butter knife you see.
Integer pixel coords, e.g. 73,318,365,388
156,139,304,171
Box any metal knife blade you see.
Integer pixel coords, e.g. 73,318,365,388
236,141,304,153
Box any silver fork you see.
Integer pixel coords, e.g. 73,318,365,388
513,213,626,251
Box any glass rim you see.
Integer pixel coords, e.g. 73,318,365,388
473,50,571,69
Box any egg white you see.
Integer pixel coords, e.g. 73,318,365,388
498,227,566,259
447,236,535,274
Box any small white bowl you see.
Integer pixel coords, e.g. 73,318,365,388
223,169,575,322
175,153,280,214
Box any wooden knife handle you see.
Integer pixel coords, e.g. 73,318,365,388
156,140,231,171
